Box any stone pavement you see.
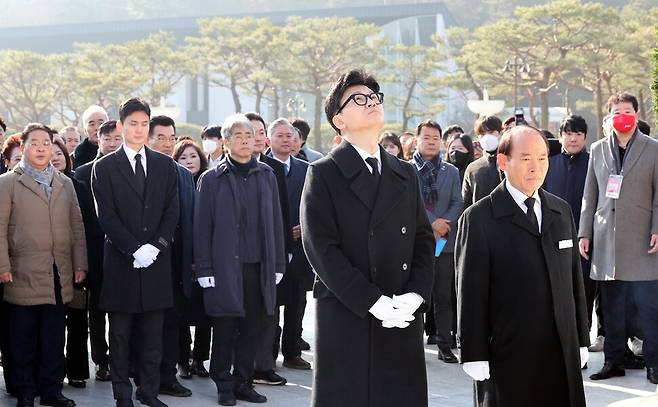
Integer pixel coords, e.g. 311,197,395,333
1,296,656,406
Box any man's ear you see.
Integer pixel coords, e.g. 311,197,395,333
332,114,346,134
116,120,124,134
497,153,508,172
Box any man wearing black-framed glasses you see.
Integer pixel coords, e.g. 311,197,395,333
300,70,434,407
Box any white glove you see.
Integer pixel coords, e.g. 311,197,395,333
463,361,490,381
580,347,589,368
392,293,424,314
133,244,159,269
198,277,215,288
275,273,284,285
369,296,415,328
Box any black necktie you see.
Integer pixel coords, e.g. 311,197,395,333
365,157,380,185
525,197,539,232
134,153,146,195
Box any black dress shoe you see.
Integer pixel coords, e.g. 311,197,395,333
116,400,135,407
96,364,111,382
234,383,267,403
624,354,645,370
647,367,658,384
218,390,236,406
283,356,311,370
68,379,86,388
427,335,438,345
582,362,588,370
39,394,76,407
190,360,209,378
253,370,287,385
17,398,34,407
438,347,458,364
299,338,311,351
159,381,192,397
177,362,193,380
135,395,167,407
590,363,625,380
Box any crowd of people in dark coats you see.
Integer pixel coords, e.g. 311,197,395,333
0,72,656,407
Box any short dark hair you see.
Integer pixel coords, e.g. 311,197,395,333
98,120,118,137
497,125,549,156
443,124,464,141
52,138,73,176
559,115,588,136
149,115,176,137
416,119,442,137
20,123,54,144
245,112,267,133
474,115,502,135
291,118,311,141
200,125,222,139
119,97,151,123
325,69,380,135
0,116,6,132
445,134,475,163
638,119,651,135
172,139,209,176
606,92,638,113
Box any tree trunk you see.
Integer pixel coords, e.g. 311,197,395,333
273,86,281,118
595,79,604,140
638,88,647,122
540,89,549,130
401,81,417,131
230,76,242,113
254,85,263,114
313,89,323,152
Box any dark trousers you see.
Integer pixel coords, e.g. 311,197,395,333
6,301,67,399
254,313,277,372
65,306,90,380
88,289,109,367
160,307,181,386
600,280,658,368
0,296,14,395
109,310,164,400
432,253,455,348
179,325,211,363
210,264,264,392
581,258,604,336
280,279,308,359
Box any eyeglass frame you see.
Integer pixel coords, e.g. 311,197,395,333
336,92,384,114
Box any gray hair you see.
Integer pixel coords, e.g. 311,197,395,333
267,118,296,137
82,105,109,125
221,114,254,139
59,126,79,135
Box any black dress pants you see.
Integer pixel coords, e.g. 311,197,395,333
108,310,164,400
210,263,264,392
88,288,109,367
432,253,455,348
280,279,307,359
65,305,90,381
6,301,67,400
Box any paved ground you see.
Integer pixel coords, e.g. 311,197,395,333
1,296,657,406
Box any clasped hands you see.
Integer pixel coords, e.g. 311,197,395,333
132,244,160,269
369,293,423,329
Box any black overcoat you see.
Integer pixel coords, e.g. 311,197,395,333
91,146,179,313
300,141,435,407
456,183,589,407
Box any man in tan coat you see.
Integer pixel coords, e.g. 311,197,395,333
0,123,87,407
579,92,658,384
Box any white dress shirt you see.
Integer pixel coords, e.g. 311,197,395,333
272,154,291,174
350,143,382,174
506,180,542,230
123,144,147,176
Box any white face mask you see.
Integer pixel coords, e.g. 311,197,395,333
480,133,499,152
202,139,218,155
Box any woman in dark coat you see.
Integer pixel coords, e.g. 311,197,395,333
52,138,93,388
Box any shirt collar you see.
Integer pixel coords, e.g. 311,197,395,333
272,154,291,168
350,143,382,173
123,144,146,161
505,179,540,210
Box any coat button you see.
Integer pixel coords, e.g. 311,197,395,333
234,255,239,260
372,266,377,274
369,231,374,237
402,263,408,271
401,226,407,234
143,227,147,232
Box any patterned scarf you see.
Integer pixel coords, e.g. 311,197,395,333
413,151,441,210
19,159,55,200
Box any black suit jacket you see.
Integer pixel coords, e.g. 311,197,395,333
259,153,293,252
91,146,179,312
456,183,589,406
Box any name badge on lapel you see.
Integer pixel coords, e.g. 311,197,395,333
558,239,573,250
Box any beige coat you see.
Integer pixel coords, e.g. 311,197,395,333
0,167,87,305
579,131,658,281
